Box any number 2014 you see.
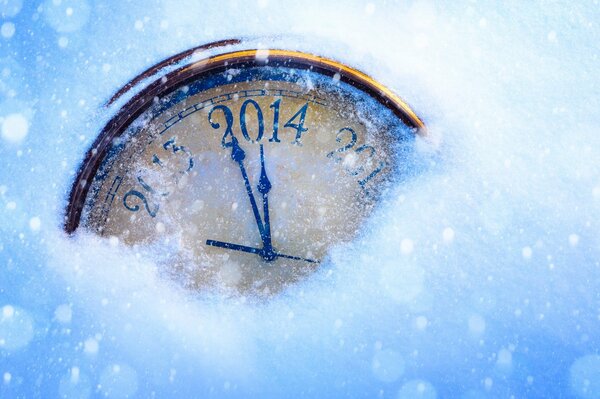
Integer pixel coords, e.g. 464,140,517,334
208,99,310,146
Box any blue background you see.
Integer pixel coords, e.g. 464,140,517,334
1,1,599,398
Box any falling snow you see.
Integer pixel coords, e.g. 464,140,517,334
1,0,599,398
1,113,28,143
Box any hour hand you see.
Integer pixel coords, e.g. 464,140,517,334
205,239,261,256
227,136,266,242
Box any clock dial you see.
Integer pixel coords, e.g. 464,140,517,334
66,49,424,295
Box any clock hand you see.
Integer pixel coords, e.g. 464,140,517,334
206,239,319,264
256,144,273,255
206,239,261,255
227,136,267,243
273,252,319,264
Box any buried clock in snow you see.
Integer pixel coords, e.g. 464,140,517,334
65,48,424,295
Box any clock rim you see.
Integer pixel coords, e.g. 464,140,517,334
64,41,426,234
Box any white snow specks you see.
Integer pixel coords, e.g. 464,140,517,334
1,113,29,143
400,238,414,254
2,305,13,318
28,216,41,231
415,316,428,330
219,261,242,287
43,0,90,33
57,36,68,48
58,367,92,399
442,227,455,243
0,305,35,351
397,379,437,399
380,259,424,303
468,314,486,335
569,234,580,247
0,0,22,18
2,2,599,397
255,49,270,62
570,355,600,399
371,349,405,382
496,348,512,369
83,337,98,355
484,377,493,390
54,304,72,324
1,22,15,39
334,318,343,329
99,363,138,399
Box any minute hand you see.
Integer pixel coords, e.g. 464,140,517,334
257,144,273,251
228,136,266,242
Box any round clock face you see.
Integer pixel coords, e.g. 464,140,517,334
66,48,424,296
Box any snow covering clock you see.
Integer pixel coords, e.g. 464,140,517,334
64,40,425,295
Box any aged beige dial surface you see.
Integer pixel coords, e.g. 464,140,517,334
66,50,422,296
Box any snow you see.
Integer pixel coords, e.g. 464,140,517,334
380,257,424,303
496,348,512,368
569,233,580,247
570,355,600,399
0,0,22,18
442,226,454,243
43,0,91,33
468,314,486,335
98,363,138,399
54,303,72,323
57,36,68,48
0,0,599,398
1,112,28,143
371,349,405,383
0,22,15,39
0,305,35,351
28,215,41,231
58,367,92,399
399,238,414,254
83,337,98,355
397,379,437,399
414,315,428,330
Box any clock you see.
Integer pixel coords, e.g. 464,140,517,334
64,40,425,296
